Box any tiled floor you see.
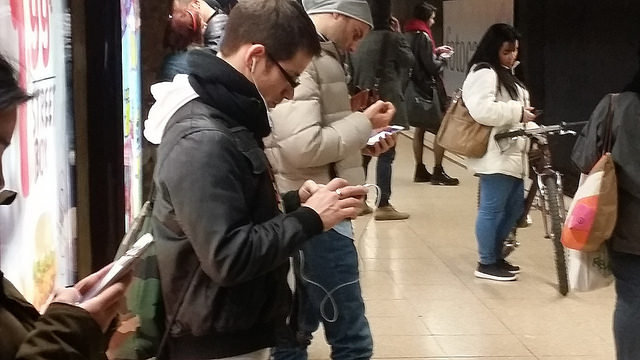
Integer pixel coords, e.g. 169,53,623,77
307,135,616,359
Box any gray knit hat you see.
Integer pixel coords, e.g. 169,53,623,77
303,0,373,29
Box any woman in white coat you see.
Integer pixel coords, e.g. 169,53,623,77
462,23,538,281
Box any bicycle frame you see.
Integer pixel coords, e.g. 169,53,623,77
524,134,566,240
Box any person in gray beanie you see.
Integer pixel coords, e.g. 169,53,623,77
265,0,396,359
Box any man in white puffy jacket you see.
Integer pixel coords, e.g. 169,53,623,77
266,1,396,359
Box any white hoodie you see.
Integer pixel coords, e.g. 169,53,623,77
144,74,199,144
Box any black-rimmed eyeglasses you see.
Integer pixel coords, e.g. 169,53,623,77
265,51,300,88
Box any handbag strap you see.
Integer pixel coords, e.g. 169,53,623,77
373,31,391,92
602,93,618,155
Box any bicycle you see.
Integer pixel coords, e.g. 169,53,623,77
493,121,586,296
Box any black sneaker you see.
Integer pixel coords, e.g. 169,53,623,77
474,263,517,281
497,259,521,274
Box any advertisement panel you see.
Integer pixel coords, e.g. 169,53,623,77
121,0,143,229
0,0,75,309
442,0,514,94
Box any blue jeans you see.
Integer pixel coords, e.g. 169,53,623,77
273,230,372,360
476,174,524,264
362,146,396,206
611,249,640,359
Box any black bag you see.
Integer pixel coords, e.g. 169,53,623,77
406,80,442,132
405,31,443,132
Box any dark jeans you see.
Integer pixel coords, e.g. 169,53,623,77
611,249,640,359
273,230,372,360
476,174,524,264
362,146,396,207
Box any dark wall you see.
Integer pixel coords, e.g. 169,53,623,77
516,0,640,193
81,1,125,271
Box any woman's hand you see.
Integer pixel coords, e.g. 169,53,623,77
74,264,132,332
522,107,537,123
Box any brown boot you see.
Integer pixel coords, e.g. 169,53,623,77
375,204,410,221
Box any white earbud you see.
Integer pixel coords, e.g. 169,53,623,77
251,57,256,73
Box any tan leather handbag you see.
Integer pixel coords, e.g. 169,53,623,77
436,89,492,158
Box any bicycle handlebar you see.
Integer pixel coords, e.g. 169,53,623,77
494,121,588,140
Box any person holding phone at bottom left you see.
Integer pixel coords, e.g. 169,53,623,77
0,53,132,360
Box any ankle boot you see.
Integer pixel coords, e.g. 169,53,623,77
431,166,460,186
414,164,431,182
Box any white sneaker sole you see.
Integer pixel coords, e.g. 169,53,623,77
474,270,517,281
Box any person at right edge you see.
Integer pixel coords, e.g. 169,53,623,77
404,1,459,185
571,48,640,360
462,23,538,282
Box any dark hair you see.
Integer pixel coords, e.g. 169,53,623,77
221,0,321,61
164,8,203,51
467,23,523,99
0,54,31,112
413,2,437,23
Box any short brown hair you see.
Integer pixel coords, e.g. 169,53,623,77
221,0,321,61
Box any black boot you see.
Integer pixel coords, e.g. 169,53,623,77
414,164,431,182
431,166,460,185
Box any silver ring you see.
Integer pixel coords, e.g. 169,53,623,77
335,189,342,197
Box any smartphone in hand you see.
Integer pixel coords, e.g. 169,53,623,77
367,125,404,146
81,233,154,302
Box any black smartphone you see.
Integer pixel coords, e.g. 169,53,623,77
534,109,544,116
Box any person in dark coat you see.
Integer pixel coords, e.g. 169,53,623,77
0,53,130,360
571,48,640,360
350,3,414,220
404,1,459,186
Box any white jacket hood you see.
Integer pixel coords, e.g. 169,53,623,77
144,74,199,144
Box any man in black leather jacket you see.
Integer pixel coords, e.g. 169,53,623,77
147,1,367,359
202,0,234,53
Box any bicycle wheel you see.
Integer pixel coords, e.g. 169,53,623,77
542,176,569,296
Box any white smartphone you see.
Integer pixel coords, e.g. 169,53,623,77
81,233,154,302
367,125,405,146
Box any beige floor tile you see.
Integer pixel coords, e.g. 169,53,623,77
367,316,430,336
365,299,417,317
518,334,615,357
361,283,405,300
417,299,511,335
398,283,478,305
372,335,446,357
434,334,533,357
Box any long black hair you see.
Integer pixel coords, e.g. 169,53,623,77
0,54,31,112
467,23,524,99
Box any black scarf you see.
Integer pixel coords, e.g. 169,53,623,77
186,49,271,142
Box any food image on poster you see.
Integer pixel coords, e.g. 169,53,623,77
32,213,57,310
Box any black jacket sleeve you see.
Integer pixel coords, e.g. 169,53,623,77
414,32,445,77
163,130,322,287
15,303,107,360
